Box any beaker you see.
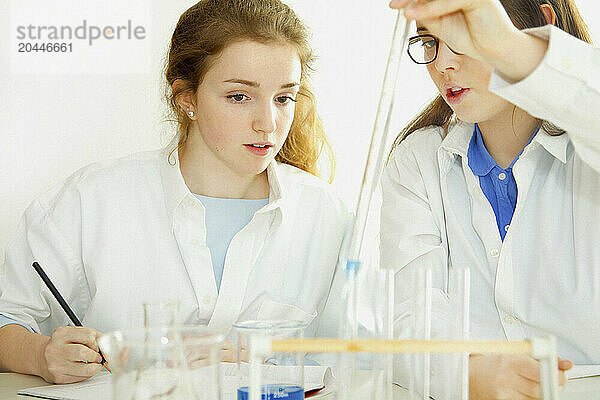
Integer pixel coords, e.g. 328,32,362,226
233,320,304,400
99,326,223,400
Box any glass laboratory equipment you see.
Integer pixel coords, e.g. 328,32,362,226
336,266,394,400
233,320,305,400
336,5,412,397
408,267,433,400
447,267,470,400
406,266,471,400
143,300,180,328
98,326,223,400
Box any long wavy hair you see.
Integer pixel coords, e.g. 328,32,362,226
391,0,593,151
165,0,334,181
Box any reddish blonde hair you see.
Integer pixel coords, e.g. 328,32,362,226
165,0,334,181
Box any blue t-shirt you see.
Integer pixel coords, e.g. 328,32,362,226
194,194,268,292
0,314,33,332
467,123,538,241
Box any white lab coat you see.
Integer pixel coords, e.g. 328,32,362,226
0,148,350,337
381,23,600,382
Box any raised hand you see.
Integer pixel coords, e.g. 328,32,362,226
390,0,549,81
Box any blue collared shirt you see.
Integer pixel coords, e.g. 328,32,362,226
467,123,538,241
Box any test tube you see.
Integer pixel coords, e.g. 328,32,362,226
449,267,470,400
249,335,262,400
336,264,358,400
384,268,395,400
336,266,394,400
409,267,432,400
532,336,560,400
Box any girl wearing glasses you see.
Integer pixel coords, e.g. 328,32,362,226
382,0,598,398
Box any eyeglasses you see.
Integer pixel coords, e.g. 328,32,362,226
407,34,463,65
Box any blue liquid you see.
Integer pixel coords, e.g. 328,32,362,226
237,384,303,400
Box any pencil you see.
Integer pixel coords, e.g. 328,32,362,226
32,262,110,372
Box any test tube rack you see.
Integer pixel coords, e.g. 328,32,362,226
247,336,560,400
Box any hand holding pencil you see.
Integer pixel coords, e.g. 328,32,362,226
32,262,110,384
37,326,107,384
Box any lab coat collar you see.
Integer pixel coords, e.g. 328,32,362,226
260,159,286,213
159,146,189,232
533,127,570,164
159,146,287,232
440,119,569,165
440,119,473,160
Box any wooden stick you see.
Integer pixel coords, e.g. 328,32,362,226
270,338,532,355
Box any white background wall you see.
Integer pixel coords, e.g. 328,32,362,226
1,0,599,259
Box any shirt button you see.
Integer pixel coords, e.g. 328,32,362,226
202,296,212,305
490,248,500,258
503,315,516,324
498,172,507,180
504,224,510,232
190,239,199,246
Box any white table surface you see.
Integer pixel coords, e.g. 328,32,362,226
2,371,600,400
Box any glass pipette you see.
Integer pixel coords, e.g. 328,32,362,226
342,8,413,347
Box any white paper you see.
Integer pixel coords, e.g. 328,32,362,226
17,372,111,400
17,364,330,400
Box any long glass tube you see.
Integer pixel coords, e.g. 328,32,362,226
345,9,412,269
338,8,412,400
384,269,395,400
342,11,413,377
450,267,470,400
249,340,261,400
409,267,432,400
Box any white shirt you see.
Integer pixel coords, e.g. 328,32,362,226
381,24,600,367
0,148,350,337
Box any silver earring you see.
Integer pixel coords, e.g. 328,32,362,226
186,108,195,118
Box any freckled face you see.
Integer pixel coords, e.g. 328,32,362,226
418,25,514,124
192,40,302,178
